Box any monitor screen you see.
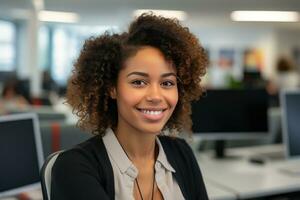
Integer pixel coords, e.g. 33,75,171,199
0,113,44,198
281,90,300,158
191,89,269,139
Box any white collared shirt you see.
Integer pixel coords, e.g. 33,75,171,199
103,128,185,200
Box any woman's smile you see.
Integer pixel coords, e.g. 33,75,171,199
136,107,167,122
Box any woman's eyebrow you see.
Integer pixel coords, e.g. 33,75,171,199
126,72,177,78
161,72,177,78
127,72,148,77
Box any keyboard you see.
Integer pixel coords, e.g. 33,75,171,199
256,150,286,160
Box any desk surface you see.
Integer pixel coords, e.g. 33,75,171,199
0,188,42,200
204,179,236,200
197,144,300,199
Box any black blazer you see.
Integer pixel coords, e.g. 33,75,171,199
51,135,209,200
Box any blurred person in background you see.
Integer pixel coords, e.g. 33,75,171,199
268,56,300,95
42,70,59,95
0,77,29,113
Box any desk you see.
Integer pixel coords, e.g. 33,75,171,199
197,144,300,199
204,179,236,200
0,189,42,200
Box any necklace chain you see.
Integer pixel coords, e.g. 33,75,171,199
118,140,155,200
135,173,155,200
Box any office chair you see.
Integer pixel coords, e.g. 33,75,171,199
40,151,63,200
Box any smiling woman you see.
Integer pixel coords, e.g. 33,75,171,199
50,13,208,200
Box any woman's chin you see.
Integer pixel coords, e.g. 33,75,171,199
139,125,164,136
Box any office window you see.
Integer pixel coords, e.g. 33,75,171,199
0,20,16,71
51,25,119,86
52,28,76,85
38,25,50,70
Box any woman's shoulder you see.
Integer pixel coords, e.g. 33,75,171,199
50,135,115,200
53,135,107,170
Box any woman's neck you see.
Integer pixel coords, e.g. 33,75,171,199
114,126,157,162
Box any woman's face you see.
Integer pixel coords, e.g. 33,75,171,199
112,46,178,135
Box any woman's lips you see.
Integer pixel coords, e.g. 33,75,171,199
137,108,166,121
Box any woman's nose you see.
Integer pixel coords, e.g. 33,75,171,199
145,85,162,103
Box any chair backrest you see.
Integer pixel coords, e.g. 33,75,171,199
40,151,63,200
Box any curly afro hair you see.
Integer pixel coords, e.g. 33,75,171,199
66,13,208,136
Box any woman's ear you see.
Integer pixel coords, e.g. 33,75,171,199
109,87,117,99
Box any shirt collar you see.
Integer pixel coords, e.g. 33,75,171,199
102,128,135,174
156,137,176,173
102,128,175,174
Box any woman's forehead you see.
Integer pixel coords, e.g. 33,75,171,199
122,46,176,74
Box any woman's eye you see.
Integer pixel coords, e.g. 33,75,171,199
161,81,175,88
131,80,147,87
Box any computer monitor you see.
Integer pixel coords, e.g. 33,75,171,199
281,90,300,159
191,89,269,157
0,113,44,198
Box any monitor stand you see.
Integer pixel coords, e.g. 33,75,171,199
215,140,226,158
214,140,240,160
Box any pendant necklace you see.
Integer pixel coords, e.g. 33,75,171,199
118,141,155,200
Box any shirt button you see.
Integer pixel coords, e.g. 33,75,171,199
126,167,138,179
155,162,162,168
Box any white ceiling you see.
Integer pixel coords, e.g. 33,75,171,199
1,0,300,29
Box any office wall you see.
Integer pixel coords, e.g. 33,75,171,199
276,29,300,57
193,26,277,79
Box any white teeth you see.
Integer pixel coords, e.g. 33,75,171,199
141,110,163,115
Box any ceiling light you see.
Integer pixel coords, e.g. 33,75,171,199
133,9,187,21
38,10,79,23
231,11,299,22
